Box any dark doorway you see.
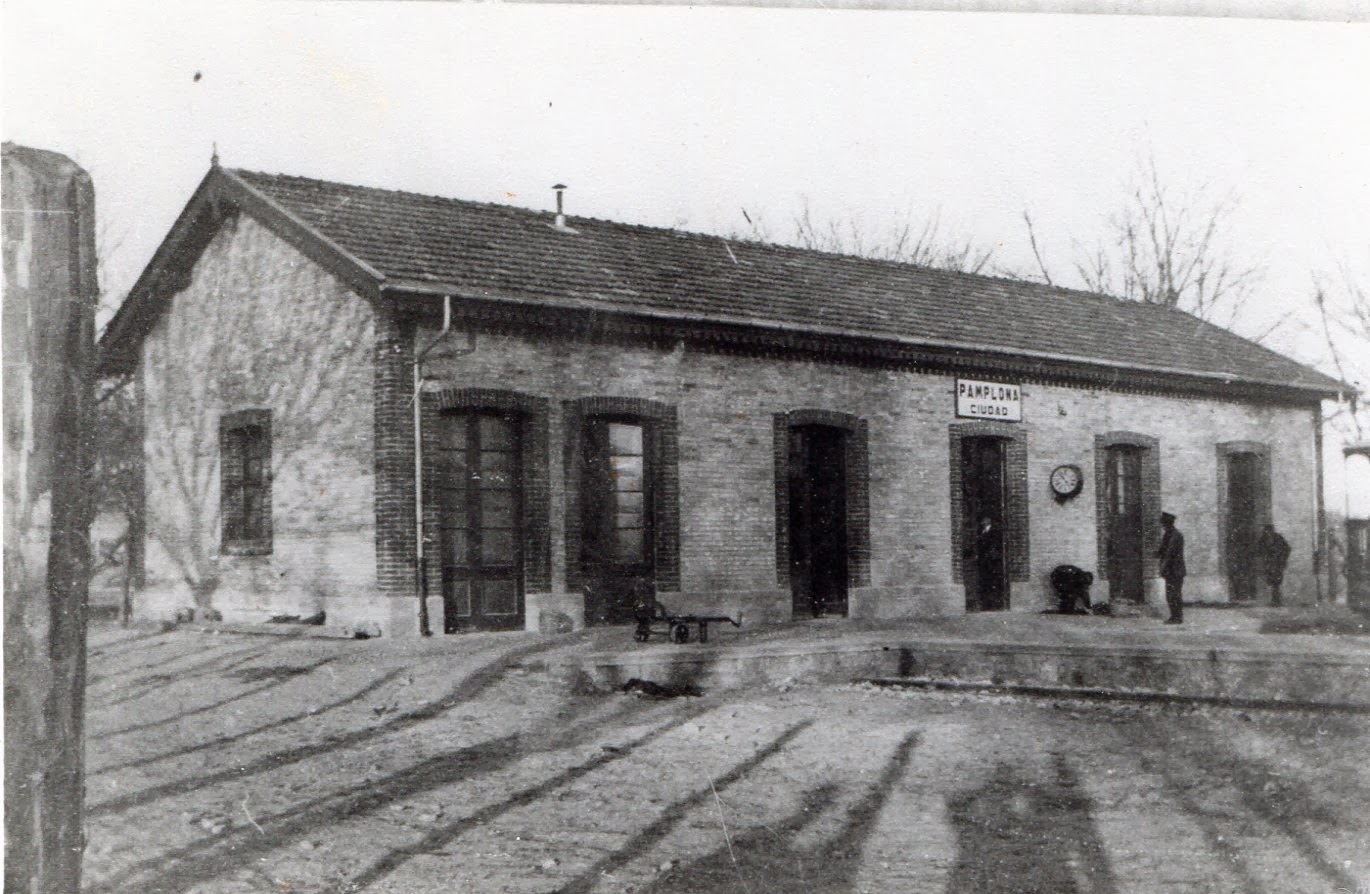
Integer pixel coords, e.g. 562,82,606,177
434,410,524,632
1226,452,1263,601
789,424,849,617
582,417,654,625
1348,520,1370,611
1104,445,1145,603
961,437,1008,611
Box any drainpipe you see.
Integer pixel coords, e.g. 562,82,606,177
413,294,458,636
1313,401,1326,604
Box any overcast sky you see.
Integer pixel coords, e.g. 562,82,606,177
4,2,1368,377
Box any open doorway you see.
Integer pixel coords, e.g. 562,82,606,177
788,424,849,618
961,437,1008,611
1225,451,1266,601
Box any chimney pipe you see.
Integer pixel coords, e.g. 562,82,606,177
552,183,567,229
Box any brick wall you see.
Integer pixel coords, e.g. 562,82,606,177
138,214,378,628
372,304,415,628
418,323,1322,628
1028,385,1317,608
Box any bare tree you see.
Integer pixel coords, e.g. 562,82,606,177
1024,153,1268,337
92,375,143,621
89,217,144,622
738,198,997,274
1312,263,1370,439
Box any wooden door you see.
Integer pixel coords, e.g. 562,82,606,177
1105,445,1145,603
435,411,524,632
1226,452,1262,601
961,437,1008,611
582,418,654,625
789,425,849,618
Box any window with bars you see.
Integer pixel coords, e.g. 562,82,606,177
220,410,272,552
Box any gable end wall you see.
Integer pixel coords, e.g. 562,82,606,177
138,214,379,629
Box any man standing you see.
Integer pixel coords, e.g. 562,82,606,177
1157,512,1186,624
1257,524,1292,607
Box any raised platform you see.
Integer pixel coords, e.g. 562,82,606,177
548,606,1370,710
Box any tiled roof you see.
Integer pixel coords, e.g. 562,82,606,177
229,168,1338,394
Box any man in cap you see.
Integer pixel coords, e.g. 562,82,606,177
1157,512,1186,624
1257,523,1292,606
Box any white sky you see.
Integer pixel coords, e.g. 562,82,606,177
5,4,1367,303
4,4,1368,404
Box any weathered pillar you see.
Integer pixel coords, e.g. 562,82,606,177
3,143,98,894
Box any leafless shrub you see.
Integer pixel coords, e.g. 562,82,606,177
1024,153,1268,338
737,198,997,274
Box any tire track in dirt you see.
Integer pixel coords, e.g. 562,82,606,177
88,645,273,711
88,667,408,776
87,639,566,816
93,654,340,739
90,696,709,894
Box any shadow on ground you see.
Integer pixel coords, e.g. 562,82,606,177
944,755,1118,894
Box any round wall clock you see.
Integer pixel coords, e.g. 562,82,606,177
1050,464,1083,501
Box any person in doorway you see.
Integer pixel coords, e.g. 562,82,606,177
1257,524,1292,606
1157,512,1186,624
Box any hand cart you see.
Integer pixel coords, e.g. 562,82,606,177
633,599,740,644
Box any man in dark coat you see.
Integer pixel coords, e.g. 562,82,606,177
1257,524,1292,606
1157,512,1186,624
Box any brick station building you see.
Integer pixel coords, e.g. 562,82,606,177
98,163,1344,636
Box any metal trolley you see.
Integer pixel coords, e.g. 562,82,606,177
633,599,740,644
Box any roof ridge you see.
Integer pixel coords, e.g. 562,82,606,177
230,167,556,217
229,167,1155,310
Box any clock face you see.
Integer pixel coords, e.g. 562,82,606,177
1050,464,1083,498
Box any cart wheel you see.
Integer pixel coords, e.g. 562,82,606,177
671,623,690,644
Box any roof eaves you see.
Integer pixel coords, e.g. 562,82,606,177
381,277,1344,399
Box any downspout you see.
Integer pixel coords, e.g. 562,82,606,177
412,295,461,636
1314,401,1326,604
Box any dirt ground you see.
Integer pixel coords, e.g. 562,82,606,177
80,624,1369,894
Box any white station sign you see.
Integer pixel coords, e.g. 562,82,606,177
956,378,1022,421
